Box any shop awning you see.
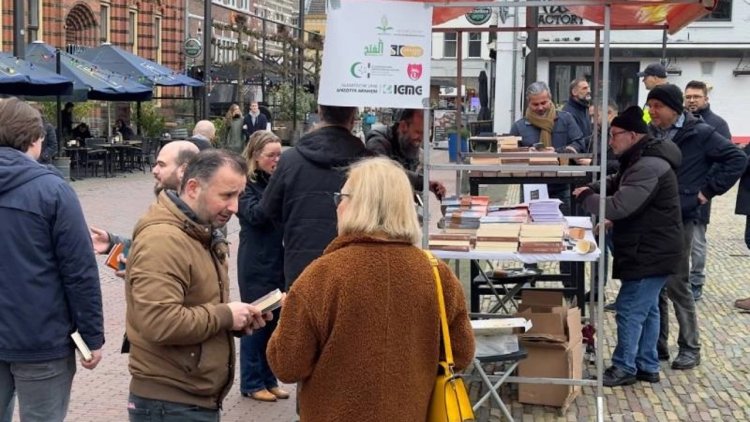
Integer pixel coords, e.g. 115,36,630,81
567,0,717,34
404,0,716,33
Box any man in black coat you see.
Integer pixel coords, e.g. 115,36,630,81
243,102,269,141
684,80,732,301
574,106,683,386
733,145,750,310
562,77,592,142
647,84,746,370
260,105,373,287
365,109,446,198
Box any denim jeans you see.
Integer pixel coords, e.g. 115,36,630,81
0,393,13,422
689,222,707,288
612,275,668,375
592,232,615,295
127,394,219,422
240,316,279,394
658,220,701,354
0,355,76,422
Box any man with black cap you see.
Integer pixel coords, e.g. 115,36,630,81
637,62,669,124
647,83,746,370
366,108,446,198
637,62,669,91
573,106,683,386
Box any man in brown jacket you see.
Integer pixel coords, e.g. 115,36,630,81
125,150,271,420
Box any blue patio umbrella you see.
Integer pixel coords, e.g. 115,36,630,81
0,52,73,96
26,42,153,102
79,44,203,87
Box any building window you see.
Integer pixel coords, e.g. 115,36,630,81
699,0,731,21
27,0,42,43
100,3,110,43
154,16,162,64
128,9,138,52
468,32,482,58
443,32,457,58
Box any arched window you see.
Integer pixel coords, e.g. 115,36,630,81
65,3,98,53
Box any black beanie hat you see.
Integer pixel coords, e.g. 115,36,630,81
647,84,684,114
611,106,649,134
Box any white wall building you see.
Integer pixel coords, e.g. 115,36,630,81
432,1,749,139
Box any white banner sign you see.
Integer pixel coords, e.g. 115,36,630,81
318,0,433,109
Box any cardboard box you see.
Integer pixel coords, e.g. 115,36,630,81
515,291,583,408
471,318,532,357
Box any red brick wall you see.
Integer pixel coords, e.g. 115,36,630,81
1,0,185,74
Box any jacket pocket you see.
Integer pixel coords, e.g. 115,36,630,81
174,344,202,374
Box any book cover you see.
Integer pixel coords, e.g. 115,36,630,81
71,331,92,361
105,242,124,271
251,289,284,314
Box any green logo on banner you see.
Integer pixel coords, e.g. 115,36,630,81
465,8,492,25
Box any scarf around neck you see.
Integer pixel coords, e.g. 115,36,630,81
525,107,557,148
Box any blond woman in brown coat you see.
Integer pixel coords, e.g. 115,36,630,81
268,157,475,422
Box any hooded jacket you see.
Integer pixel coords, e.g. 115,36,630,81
365,124,423,190
650,112,746,221
125,191,235,409
578,136,684,280
260,125,373,286
0,147,104,362
694,105,733,225
267,235,474,422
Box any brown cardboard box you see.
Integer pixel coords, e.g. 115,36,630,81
515,291,583,408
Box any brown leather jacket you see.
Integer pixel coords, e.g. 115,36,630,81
125,191,235,409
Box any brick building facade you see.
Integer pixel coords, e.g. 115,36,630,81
1,0,186,74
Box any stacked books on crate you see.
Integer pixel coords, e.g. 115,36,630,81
498,136,528,165
528,199,565,222
518,223,565,253
442,195,490,217
475,223,521,252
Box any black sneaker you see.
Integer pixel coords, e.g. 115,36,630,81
692,285,703,302
602,366,636,387
636,370,660,383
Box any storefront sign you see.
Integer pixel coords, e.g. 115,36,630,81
184,38,202,58
465,7,492,25
318,0,432,108
539,6,584,25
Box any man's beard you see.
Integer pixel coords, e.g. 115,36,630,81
398,133,420,160
154,173,180,196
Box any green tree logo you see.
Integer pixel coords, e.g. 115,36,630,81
376,16,393,34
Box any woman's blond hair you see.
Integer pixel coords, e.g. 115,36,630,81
337,157,421,245
241,130,281,182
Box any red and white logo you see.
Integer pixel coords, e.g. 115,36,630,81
407,64,422,81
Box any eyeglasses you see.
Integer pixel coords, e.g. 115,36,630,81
332,192,351,207
610,130,629,138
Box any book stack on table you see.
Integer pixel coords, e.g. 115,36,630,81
528,199,565,223
475,223,521,252
518,223,565,253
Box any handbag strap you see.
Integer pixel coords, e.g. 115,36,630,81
423,250,454,367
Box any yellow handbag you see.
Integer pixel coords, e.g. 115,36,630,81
424,251,475,422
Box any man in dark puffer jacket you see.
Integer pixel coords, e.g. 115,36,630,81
574,106,683,386
647,84,746,370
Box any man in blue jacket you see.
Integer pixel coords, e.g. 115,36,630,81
0,98,104,421
647,84,746,370
683,80,732,301
562,77,592,142
510,81,587,215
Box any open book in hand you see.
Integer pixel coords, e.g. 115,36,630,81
71,330,92,361
251,289,284,314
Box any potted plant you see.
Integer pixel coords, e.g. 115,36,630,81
132,102,166,139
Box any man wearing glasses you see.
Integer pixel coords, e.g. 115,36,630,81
683,80,732,302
